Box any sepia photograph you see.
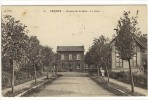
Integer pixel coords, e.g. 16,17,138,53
1,5,147,97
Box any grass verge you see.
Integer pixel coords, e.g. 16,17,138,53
22,74,62,97
90,76,144,96
3,74,62,97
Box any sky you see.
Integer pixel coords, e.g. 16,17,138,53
2,5,147,53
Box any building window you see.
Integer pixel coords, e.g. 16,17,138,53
76,54,81,60
132,46,137,67
69,54,72,60
61,54,65,60
132,54,137,67
77,64,80,69
115,51,123,68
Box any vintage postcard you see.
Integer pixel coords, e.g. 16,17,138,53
1,5,147,97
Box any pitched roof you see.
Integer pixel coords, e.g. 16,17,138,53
110,36,147,49
134,38,147,49
57,46,84,52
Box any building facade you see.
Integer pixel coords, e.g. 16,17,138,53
56,46,85,72
110,38,147,72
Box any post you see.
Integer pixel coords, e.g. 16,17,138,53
97,65,100,78
128,59,134,92
33,61,37,83
10,59,14,92
47,66,49,79
105,65,109,82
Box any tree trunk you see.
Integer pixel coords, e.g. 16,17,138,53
33,61,37,83
10,59,14,93
97,65,100,78
49,66,52,76
26,60,29,77
56,65,59,72
88,64,90,75
47,66,49,79
55,66,57,77
43,66,45,72
128,59,134,93
105,65,109,82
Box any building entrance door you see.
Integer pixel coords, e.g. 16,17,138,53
69,65,73,72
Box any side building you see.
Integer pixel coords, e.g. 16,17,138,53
56,46,85,72
110,38,147,72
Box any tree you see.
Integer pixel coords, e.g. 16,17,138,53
2,15,27,92
85,35,111,79
85,49,95,76
53,53,60,75
2,15,55,92
92,35,111,80
18,34,30,72
114,11,140,92
27,36,40,83
41,46,54,78
100,43,111,82
85,51,94,68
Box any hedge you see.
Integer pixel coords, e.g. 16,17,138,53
109,71,147,89
2,71,44,89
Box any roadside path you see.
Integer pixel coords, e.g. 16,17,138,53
104,77,148,96
2,75,51,96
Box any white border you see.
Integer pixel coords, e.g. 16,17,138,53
1,0,148,5
0,0,148,100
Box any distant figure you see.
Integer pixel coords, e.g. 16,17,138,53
101,68,105,78
53,65,57,77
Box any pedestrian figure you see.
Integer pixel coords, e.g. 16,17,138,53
52,65,58,77
101,68,105,78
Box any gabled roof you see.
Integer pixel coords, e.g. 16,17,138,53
57,46,84,52
110,36,147,49
134,38,147,49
